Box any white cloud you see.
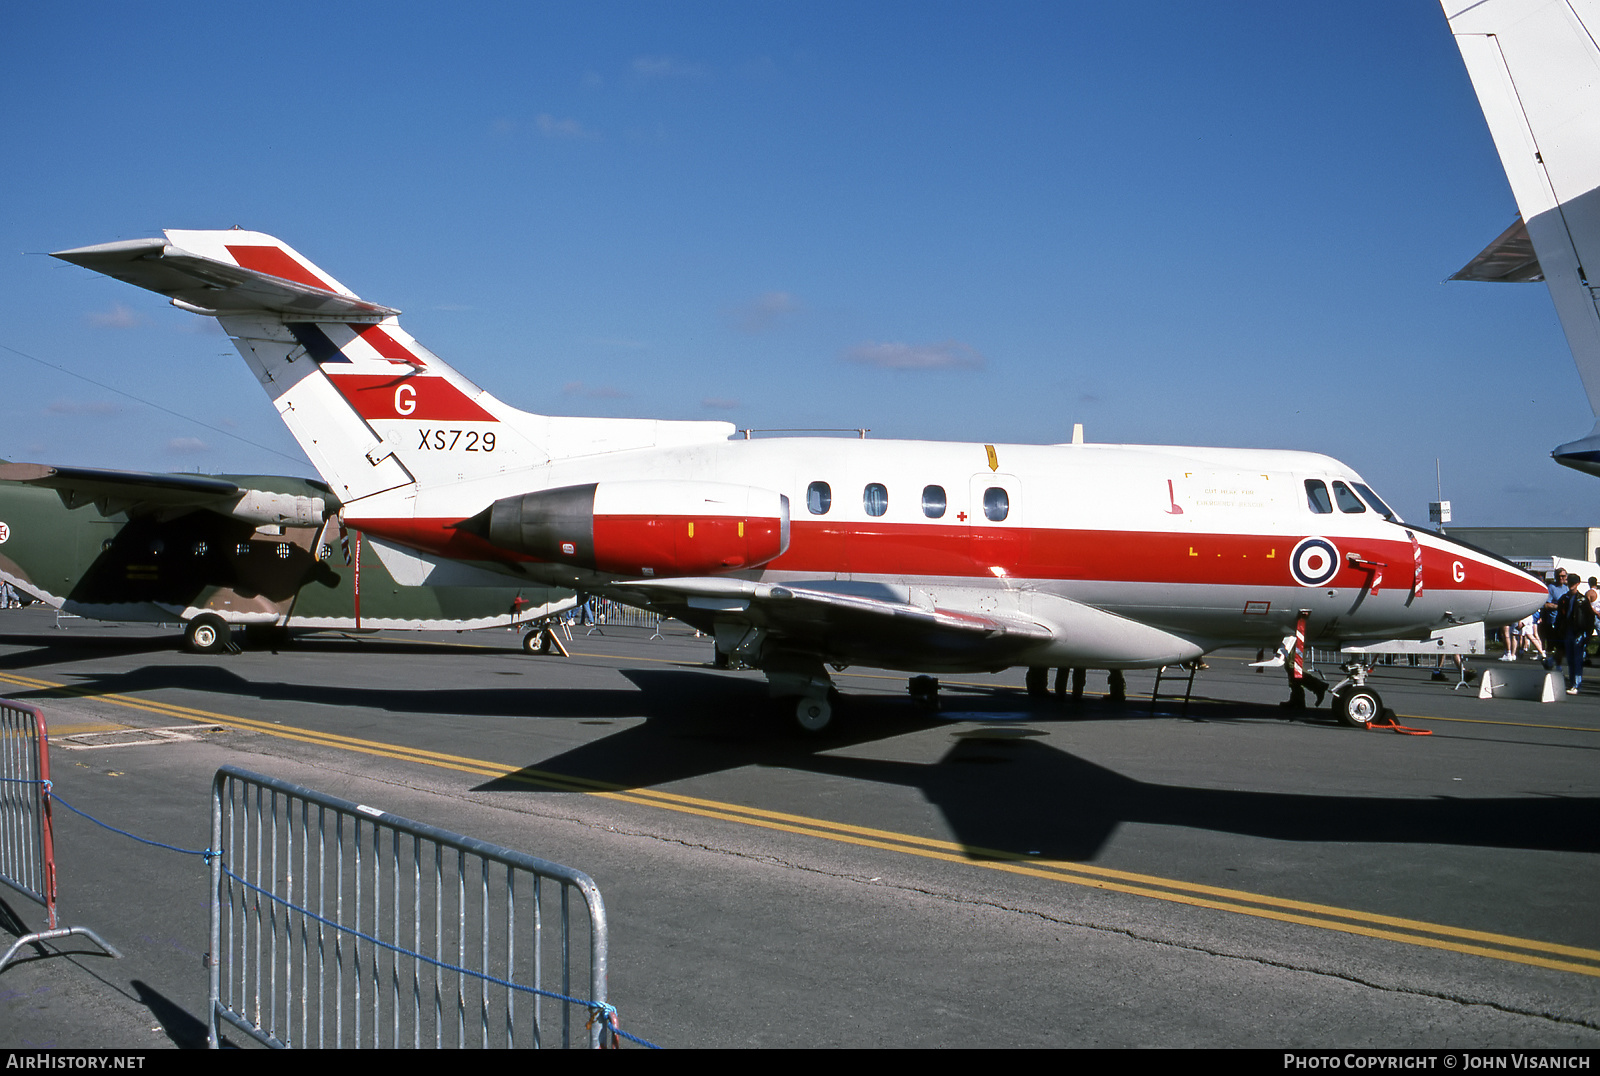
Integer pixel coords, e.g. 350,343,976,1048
842,340,986,371
562,381,630,399
535,113,599,140
87,303,145,329
701,396,740,411
166,437,209,454
732,291,799,333
46,398,120,416
633,55,707,80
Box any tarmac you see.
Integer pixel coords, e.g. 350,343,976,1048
0,604,1597,1049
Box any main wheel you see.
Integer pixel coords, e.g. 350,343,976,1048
523,629,543,654
185,614,229,654
795,695,833,733
908,675,940,711
1335,686,1382,728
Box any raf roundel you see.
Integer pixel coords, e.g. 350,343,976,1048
0,521,9,544
1290,536,1341,587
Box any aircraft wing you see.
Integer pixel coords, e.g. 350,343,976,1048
51,235,398,320
0,463,326,526
607,576,1056,669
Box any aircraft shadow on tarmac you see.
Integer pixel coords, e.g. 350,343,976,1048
33,662,1600,863
0,633,194,668
486,669,1600,862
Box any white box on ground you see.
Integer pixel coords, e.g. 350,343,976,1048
1477,665,1566,702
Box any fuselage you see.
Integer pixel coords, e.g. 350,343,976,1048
343,435,1547,664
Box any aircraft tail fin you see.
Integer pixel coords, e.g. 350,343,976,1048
53,231,734,508
1442,0,1600,461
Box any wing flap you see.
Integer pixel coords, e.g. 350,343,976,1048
612,576,1053,669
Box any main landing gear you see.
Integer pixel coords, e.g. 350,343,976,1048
184,613,230,654
795,694,836,732
1327,661,1385,728
763,653,840,733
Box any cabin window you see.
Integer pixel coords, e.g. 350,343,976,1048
806,481,831,515
864,483,888,517
1332,481,1366,514
1304,480,1333,514
1353,483,1397,521
922,485,947,518
983,487,1010,522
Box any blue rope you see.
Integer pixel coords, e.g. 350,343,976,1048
46,785,221,862
6,774,657,1047
218,867,658,1048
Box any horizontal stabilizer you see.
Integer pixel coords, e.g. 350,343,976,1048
1450,216,1545,282
51,233,398,321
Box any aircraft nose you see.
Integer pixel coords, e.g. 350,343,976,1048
1486,565,1549,625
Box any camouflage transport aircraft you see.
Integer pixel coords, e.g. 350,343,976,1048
0,460,575,652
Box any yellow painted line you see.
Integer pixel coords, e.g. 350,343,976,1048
2,667,1596,977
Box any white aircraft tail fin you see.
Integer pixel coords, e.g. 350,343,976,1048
53,230,735,505
1443,0,1600,471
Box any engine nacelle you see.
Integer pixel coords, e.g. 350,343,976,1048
467,481,790,577
227,490,326,528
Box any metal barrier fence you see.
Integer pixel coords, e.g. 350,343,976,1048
0,697,119,971
579,599,661,632
209,766,610,1049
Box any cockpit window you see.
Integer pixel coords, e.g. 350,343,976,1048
806,481,831,515
1353,483,1398,521
921,485,946,518
1332,481,1366,514
1304,480,1333,514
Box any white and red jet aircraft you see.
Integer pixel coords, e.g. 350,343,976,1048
54,230,1547,729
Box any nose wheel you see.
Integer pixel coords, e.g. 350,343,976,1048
1332,685,1382,728
1327,661,1384,728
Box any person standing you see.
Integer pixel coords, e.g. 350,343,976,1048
1555,576,1596,693
1542,569,1569,669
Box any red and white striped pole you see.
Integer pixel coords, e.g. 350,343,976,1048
1293,610,1311,681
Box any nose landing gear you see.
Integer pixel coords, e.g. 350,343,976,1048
1327,661,1385,728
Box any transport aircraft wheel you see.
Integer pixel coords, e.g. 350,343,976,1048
909,675,940,710
795,695,833,733
185,614,229,655
1336,687,1382,728
523,630,540,654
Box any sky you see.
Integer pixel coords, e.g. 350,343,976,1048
2,1,1593,526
